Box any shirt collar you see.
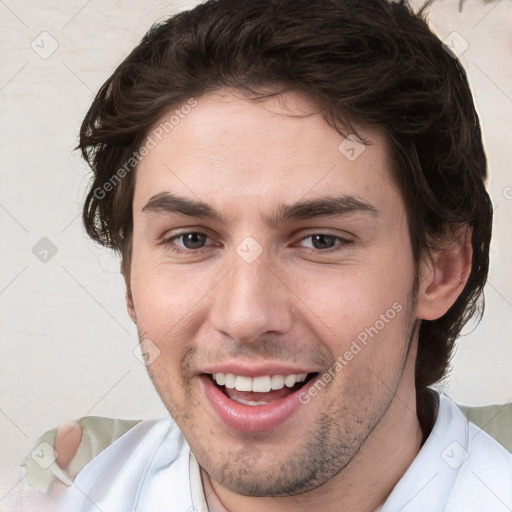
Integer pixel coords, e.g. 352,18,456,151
379,392,469,512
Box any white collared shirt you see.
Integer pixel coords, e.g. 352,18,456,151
57,393,512,512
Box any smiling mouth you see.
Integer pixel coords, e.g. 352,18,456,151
208,372,318,406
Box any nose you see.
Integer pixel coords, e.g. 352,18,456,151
209,249,294,344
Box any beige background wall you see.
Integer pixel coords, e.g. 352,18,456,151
1,0,511,509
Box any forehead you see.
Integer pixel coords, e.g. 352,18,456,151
133,88,401,222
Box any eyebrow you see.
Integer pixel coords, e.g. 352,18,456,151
142,192,378,225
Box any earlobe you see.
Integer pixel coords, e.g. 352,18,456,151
121,260,137,324
416,225,473,321
126,287,137,324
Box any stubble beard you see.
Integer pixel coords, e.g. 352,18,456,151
141,280,420,497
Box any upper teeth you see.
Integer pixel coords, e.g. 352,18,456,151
212,373,308,392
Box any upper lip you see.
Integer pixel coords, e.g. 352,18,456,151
199,362,320,378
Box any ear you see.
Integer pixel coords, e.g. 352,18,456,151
125,286,137,324
416,225,473,321
121,260,137,324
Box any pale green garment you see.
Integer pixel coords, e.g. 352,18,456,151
459,403,512,453
21,416,141,494
21,404,512,495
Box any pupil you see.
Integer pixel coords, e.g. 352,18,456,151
184,233,206,249
312,234,335,249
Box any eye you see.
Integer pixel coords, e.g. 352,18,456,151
297,234,354,252
163,232,212,253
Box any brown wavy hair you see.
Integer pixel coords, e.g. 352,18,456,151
79,0,492,388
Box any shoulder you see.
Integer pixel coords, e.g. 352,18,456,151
57,416,191,511
441,395,512,511
74,416,184,474
380,392,512,512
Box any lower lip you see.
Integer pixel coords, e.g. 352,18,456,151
201,375,317,433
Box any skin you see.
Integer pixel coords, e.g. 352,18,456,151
55,88,472,512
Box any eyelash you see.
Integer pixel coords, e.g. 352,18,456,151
161,232,355,255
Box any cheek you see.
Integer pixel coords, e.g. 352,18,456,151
129,256,215,352
289,251,415,356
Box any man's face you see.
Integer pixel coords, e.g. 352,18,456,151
128,89,419,496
